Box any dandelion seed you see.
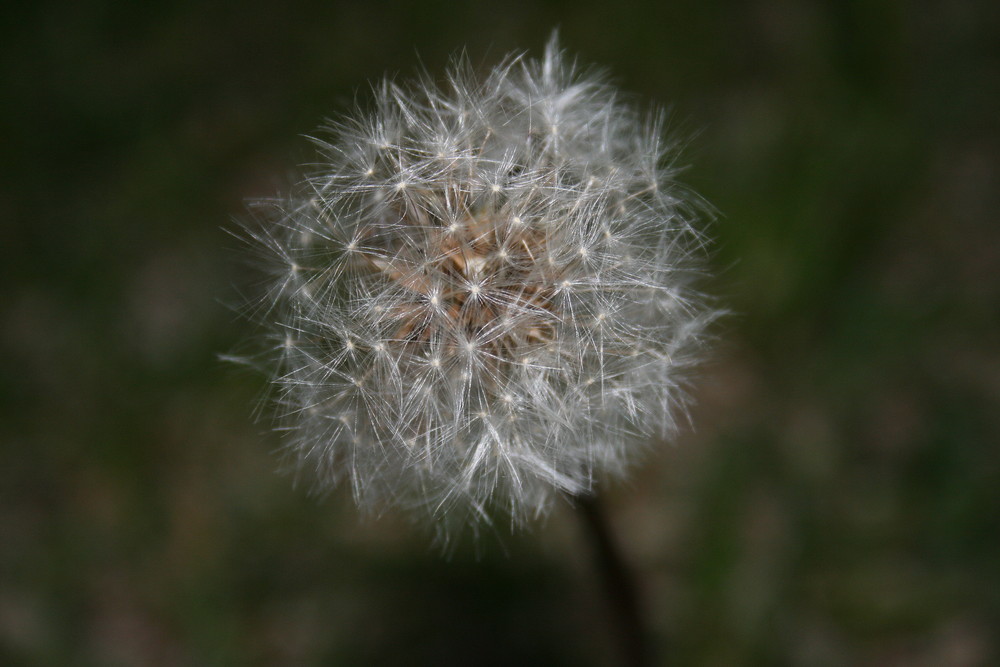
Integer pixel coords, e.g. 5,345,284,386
236,36,718,535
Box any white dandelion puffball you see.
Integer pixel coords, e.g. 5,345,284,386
246,38,716,531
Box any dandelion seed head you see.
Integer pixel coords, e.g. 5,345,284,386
238,36,718,535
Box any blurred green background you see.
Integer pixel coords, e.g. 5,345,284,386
2,0,998,665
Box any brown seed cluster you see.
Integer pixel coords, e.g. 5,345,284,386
354,195,561,378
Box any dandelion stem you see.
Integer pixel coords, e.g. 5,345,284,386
577,494,652,667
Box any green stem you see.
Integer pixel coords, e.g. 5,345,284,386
576,494,652,667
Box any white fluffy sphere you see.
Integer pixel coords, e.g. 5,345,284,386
242,37,717,533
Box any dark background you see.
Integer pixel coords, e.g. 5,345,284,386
2,1,998,665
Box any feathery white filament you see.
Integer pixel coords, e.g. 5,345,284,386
246,37,716,532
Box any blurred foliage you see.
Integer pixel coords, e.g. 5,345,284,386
2,0,998,665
